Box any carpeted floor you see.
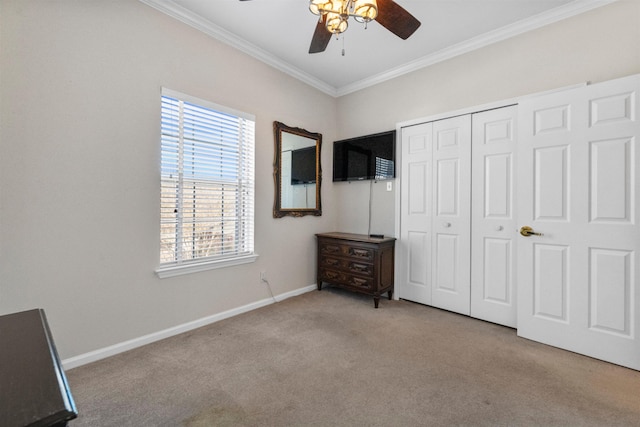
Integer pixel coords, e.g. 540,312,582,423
67,288,640,426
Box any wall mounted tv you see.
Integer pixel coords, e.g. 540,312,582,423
291,146,317,185
333,130,396,182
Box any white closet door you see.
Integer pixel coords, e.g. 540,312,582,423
399,122,433,305
471,106,518,327
431,115,472,315
517,74,640,370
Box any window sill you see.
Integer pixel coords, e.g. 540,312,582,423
155,254,259,279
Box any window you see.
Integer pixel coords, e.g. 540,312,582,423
157,89,256,278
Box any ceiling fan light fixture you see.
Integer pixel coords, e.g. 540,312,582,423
309,0,376,35
307,0,421,54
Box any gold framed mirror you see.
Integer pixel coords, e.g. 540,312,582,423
273,121,322,218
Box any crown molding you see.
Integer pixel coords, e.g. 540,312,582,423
138,0,338,97
140,0,615,99
336,0,616,96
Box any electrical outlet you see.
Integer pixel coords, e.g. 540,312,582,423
260,271,267,282
386,181,392,191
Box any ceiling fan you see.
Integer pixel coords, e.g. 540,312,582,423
239,0,421,54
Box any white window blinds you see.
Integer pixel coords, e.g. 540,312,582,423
159,89,255,270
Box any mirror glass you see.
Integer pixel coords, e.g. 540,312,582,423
273,121,322,217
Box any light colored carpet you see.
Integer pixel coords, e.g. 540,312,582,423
67,288,640,426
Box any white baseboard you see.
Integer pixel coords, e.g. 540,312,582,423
62,284,317,370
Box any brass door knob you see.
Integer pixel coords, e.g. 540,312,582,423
520,226,543,237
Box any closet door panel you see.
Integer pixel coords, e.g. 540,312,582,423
482,238,512,303
399,123,433,305
431,116,471,315
434,233,459,292
471,106,518,327
484,153,511,218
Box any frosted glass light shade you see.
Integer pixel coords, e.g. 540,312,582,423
326,12,348,34
309,0,327,15
353,0,378,22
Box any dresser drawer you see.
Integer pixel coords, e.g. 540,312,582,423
318,268,347,284
346,246,374,261
345,275,373,289
319,243,342,256
320,256,343,269
320,257,373,277
319,268,373,290
347,261,373,276
319,242,374,262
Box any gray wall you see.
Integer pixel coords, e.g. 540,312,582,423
333,1,640,238
0,0,338,360
1,0,639,362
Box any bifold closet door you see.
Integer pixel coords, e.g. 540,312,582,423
517,74,640,370
399,115,471,314
400,122,433,306
431,116,472,315
470,106,518,327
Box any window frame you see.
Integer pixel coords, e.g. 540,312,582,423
155,88,257,278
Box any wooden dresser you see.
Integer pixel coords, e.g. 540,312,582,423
316,232,396,308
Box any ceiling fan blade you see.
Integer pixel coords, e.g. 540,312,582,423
375,0,421,40
309,15,332,54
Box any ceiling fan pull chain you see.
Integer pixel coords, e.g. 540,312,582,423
342,34,346,56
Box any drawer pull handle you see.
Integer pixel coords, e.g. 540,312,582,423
350,248,371,258
350,277,369,288
323,245,340,253
325,271,339,280
325,258,339,266
350,263,370,273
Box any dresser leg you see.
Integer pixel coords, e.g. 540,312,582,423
388,290,393,300
316,280,322,291
374,297,380,308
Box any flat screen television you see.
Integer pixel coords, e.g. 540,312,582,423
291,146,317,185
333,130,396,182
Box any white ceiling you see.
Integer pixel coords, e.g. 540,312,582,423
140,0,614,96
